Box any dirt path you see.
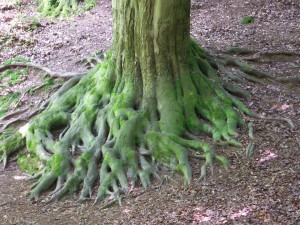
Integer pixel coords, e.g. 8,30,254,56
0,0,299,224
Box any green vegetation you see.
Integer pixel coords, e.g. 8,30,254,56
43,77,55,90
241,16,255,24
17,152,40,174
0,34,36,47
0,92,21,118
0,59,30,117
0,34,18,47
0,69,28,86
11,16,41,32
36,0,96,17
3,58,30,66
0,127,14,141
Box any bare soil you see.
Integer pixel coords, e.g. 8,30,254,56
0,0,299,224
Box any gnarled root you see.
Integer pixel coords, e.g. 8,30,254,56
36,0,96,17
0,61,87,78
0,40,294,203
216,47,300,86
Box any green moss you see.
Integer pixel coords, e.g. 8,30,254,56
215,155,229,168
17,152,40,174
11,16,41,32
0,127,14,142
84,0,96,11
3,58,30,66
241,16,254,24
50,154,64,176
152,142,173,164
0,132,25,157
43,77,55,90
37,0,96,17
76,152,91,168
0,69,28,86
0,92,21,118
26,138,38,153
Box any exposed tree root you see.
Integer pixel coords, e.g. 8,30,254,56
0,62,87,78
275,76,300,84
222,47,257,55
0,75,82,135
216,47,300,85
260,51,300,58
248,113,294,129
0,40,295,203
220,57,300,86
36,0,96,17
246,122,254,157
0,107,29,121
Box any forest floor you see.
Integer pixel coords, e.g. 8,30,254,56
0,0,299,224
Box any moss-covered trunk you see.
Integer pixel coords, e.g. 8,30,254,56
110,0,191,135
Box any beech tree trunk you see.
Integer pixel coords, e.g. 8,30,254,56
110,0,191,135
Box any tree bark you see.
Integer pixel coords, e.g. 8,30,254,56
110,0,191,135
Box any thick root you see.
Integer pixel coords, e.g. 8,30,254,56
1,39,293,204
0,132,25,168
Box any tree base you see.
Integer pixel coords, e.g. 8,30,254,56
0,39,291,203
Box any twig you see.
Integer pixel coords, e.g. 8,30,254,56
0,62,88,78
12,84,46,109
296,138,300,148
0,100,45,134
0,202,11,207
0,107,29,121
252,114,295,129
0,117,27,132
93,52,103,64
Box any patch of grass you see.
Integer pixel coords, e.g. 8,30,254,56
0,127,14,141
11,16,42,32
0,92,21,118
43,77,55,90
3,57,30,66
0,34,36,47
27,86,36,96
17,152,40,174
0,33,17,46
0,127,15,159
241,16,255,24
0,69,28,86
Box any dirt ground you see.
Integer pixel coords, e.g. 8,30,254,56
0,0,300,224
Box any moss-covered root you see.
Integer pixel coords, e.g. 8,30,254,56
0,131,25,168
37,0,96,17
0,40,258,203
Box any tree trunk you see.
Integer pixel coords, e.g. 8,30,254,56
1,0,254,202
110,0,192,135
